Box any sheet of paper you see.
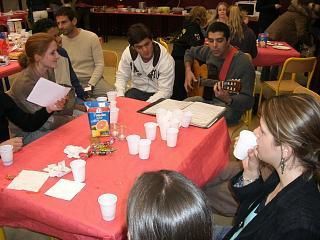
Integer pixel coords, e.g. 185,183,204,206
143,99,192,115
183,102,226,128
45,179,85,201
7,170,49,192
27,77,71,107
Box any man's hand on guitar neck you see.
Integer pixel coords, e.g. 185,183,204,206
184,63,197,92
214,81,233,105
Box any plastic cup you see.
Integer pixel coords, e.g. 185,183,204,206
233,130,257,160
107,91,117,102
98,193,118,221
166,128,179,147
169,118,180,129
0,145,13,166
159,120,170,140
156,108,166,124
138,139,151,160
110,107,119,124
109,100,117,108
126,135,141,155
181,111,193,128
70,159,86,182
144,122,157,141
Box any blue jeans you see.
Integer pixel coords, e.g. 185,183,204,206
214,225,232,240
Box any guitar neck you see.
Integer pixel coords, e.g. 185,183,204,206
197,78,241,94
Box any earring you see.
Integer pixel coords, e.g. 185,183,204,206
280,157,285,174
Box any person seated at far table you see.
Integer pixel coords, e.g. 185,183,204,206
227,5,257,59
220,94,320,240
56,7,112,97
0,91,66,151
32,18,88,103
127,170,213,240
171,6,208,100
7,33,74,145
184,22,255,126
115,23,175,103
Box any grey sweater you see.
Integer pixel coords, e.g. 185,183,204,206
184,45,255,112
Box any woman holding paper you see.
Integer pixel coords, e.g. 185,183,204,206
0,92,66,151
222,94,320,240
7,33,74,144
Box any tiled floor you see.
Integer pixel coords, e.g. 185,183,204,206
4,35,260,239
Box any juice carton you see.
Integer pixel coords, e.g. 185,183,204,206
84,101,110,137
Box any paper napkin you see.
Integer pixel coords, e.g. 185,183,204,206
45,179,85,201
7,170,49,192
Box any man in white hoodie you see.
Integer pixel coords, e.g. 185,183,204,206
115,23,175,103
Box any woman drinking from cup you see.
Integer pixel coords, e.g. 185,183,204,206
223,94,320,240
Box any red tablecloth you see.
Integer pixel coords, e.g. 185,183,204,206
0,97,230,240
0,61,21,78
253,42,300,66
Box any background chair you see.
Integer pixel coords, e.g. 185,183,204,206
293,86,320,101
158,37,169,51
258,57,317,109
0,227,5,240
103,50,119,86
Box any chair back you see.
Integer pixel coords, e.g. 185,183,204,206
293,86,320,102
278,57,317,88
159,38,169,51
103,50,118,70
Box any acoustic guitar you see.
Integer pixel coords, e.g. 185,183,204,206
188,59,241,97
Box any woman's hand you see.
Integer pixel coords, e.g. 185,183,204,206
242,148,261,180
1,137,23,152
46,97,68,113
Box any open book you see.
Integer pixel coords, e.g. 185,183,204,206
138,99,226,128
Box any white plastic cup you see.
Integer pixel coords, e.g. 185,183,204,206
109,100,117,108
96,96,108,107
169,118,180,129
110,107,119,124
144,122,157,141
107,91,117,102
172,109,183,123
98,193,118,221
233,130,257,160
156,108,167,124
139,139,151,160
0,145,13,166
181,111,193,128
126,135,141,155
159,120,170,140
166,128,179,147
70,159,86,182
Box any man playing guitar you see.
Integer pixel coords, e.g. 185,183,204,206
184,22,255,126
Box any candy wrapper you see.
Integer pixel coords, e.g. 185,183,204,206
85,101,110,137
64,145,90,158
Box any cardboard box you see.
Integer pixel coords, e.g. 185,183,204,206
85,101,110,137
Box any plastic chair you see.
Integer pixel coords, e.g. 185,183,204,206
0,227,6,240
258,57,317,109
103,50,119,85
159,38,169,51
293,86,320,102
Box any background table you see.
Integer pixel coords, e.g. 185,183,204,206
0,97,230,240
0,61,21,92
253,42,300,67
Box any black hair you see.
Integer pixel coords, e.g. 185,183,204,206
55,6,76,21
207,21,230,40
32,18,57,34
127,23,152,46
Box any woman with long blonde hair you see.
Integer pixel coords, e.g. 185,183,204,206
228,5,257,58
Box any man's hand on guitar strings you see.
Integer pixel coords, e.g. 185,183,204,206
184,70,197,91
214,81,232,105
